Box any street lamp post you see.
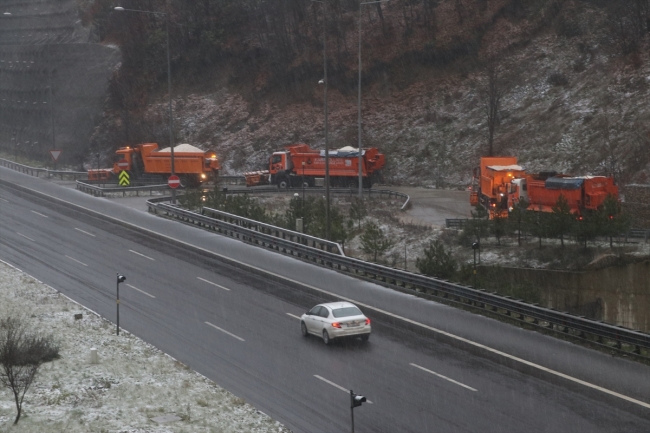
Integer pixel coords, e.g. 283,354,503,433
302,160,306,203
116,274,126,335
96,153,101,186
472,241,479,289
358,0,388,197
311,0,330,240
115,6,176,204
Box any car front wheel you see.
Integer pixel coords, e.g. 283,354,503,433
301,321,309,337
322,329,331,345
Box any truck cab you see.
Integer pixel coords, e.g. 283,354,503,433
269,151,293,175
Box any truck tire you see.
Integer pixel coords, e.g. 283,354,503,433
278,178,289,189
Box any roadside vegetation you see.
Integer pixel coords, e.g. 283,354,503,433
178,187,647,296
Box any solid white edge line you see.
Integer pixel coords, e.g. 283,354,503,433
75,227,96,237
65,255,88,267
0,259,273,428
128,249,155,261
204,322,245,342
410,363,477,392
7,181,649,410
31,210,48,218
126,284,156,299
313,375,373,404
286,313,302,320
197,277,231,291
16,232,35,242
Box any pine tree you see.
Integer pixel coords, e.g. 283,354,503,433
416,240,457,279
550,194,573,247
360,222,392,262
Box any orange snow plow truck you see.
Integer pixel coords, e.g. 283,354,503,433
470,156,618,218
244,143,385,188
88,143,220,186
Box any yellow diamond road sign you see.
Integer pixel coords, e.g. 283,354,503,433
118,170,130,186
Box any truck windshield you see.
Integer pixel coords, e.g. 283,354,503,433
271,155,282,164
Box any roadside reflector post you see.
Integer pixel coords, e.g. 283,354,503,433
116,274,126,335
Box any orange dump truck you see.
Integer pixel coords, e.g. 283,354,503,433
515,174,618,213
245,143,386,188
470,157,526,218
471,156,618,218
88,143,220,186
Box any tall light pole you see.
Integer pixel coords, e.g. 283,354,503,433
358,0,388,197
114,6,176,204
311,0,330,240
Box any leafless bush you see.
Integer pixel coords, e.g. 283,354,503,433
0,317,59,424
547,72,569,86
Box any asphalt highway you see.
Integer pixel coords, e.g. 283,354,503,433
1,168,649,432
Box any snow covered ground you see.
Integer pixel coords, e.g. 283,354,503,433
0,261,291,433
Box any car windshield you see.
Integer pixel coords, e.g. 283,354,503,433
332,307,363,318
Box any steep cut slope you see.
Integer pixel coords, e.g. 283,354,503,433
0,0,119,168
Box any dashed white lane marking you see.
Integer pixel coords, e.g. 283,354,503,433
410,363,477,392
197,277,230,291
205,322,245,342
31,210,48,218
13,182,648,410
75,228,96,237
65,255,87,267
313,375,373,404
286,313,302,320
0,197,8,202
129,249,154,261
126,284,156,299
16,232,35,242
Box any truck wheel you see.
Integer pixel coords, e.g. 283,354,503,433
278,179,289,189
348,180,359,189
301,180,310,188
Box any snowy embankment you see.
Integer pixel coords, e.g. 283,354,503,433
0,262,290,433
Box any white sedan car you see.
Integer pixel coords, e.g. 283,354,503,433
300,302,371,344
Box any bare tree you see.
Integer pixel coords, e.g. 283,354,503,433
0,317,59,425
482,62,504,156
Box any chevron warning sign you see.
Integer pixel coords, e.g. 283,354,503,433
118,170,130,187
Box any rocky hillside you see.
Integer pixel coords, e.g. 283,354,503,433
0,0,119,167
86,0,649,187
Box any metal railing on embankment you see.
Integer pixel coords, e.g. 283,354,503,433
76,181,170,197
445,218,650,242
147,196,650,358
222,186,410,211
0,157,86,180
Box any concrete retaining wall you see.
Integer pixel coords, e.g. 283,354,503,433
481,260,650,332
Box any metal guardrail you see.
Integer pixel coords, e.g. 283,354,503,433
147,197,650,357
222,187,410,211
446,218,468,229
76,181,170,197
219,175,246,185
202,206,345,256
628,229,650,242
0,157,87,180
446,217,649,243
